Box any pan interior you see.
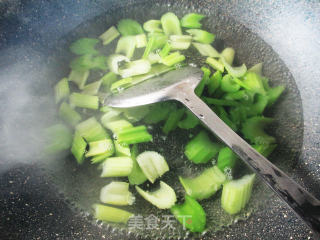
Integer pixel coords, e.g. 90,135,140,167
39,1,304,238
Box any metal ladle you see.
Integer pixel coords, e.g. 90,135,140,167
103,66,320,237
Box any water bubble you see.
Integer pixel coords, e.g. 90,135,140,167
188,62,197,67
175,63,183,69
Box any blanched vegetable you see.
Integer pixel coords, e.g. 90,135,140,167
99,26,120,45
100,181,135,205
181,13,205,29
94,204,133,223
101,157,133,177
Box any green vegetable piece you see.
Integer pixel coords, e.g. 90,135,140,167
171,195,206,233
93,204,133,223
107,54,130,74
192,42,220,58
180,13,205,29
143,36,156,58
247,94,269,117
100,181,135,206
224,90,249,101
91,55,108,70
85,139,114,158
184,131,221,164
76,117,109,142
71,131,87,164
147,52,161,64
70,54,107,71
217,147,238,172
159,42,171,58
221,174,255,215
204,97,239,107
114,140,131,157
143,102,172,124
117,19,144,36
161,12,182,36
169,35,192,50
68,69,89,90
70,38,99,55
161,52,185,66
248,62,263,75
241,116,276,145
81,80,102,95
59,102,82,126
207,70,222,95
110,77,133,94
186,29,215,44
101,157,133,177
206,57,224,72
229,106,247,127
103,119,133,134
242,72,266,95
178,110,199,129
44,124,72,154
135,181,177,209
195,66,210,96
69,93,99,110
179,166,226,200
253,144,277,157
119,59,151,78
101,72,118,92
91,151,115,164
216,106,238,132
116,36,136,59
128,145,147,185
122,105,150,123
220,56,247,78
54,78,70,103
117,125,152,145
220,74,240,93
143,20,163,33
149,33,168,50
267,85,285,107
162,108,185,134
135,34,147,48
136,151,169,183
99,26,120,45
220,47,235,65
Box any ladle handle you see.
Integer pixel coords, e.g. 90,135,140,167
173,84,320,237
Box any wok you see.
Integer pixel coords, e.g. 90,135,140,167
0,0,319,239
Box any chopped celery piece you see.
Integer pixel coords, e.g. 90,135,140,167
241,116,276,145
117,126,152,145
91,55,108,70
59,102,82,126
135,181,177,209
71,131,87,164
76,117,108,142
161,12,182,36
114,140,131,157
107,54,129,74
135,34,147,48
132,64,176,85
128,145,147,185
117,19,144,36
170,35,192,42
248,62,263,75
184,131,221,164
69,93,99,110
85,139,114,157
101,72,118,91
116,36,136,59
195,66,210,96
136,151,169,183
81,80,102,95
220,74,240,93
246,94,269,116
162,108,185,134
217,147,238,172
159,43,171,58
253,144,277,158
70,38,99,55
143,102,172,124
143,36,156,58
143,19,163,33
224,90,249,101
161,52,185,66
204,97,239,107
169,40,191,50
110,77,132,94
178,110,199,129
103,119,133,133
119,59,151,78
267,85,285,107
148,33,168,50
99,26,120,45
100,181,135,206
100,108,122,124
93,204,133,223
68,69,89,90
220,47,235,65
180,13,205,29
192,42,220,58
91,151,115,164
148,52,162,64
44,124,72,154
208,70,222,95
221,174,255,214
206,57,224,72
171,195,206,233
216,106,238,132
70,54,107,71
186,29,215,44
101,157,133,177
179,166,226,200
242,72,266,95
220,57,247,78
123,105,150,123
54,78,70,103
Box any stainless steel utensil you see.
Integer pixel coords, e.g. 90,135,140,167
103,66,320,237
